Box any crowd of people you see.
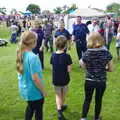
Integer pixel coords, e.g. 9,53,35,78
14,14,120,120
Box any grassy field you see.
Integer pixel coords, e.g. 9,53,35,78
0,26,120,120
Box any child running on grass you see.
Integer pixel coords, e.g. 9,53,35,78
16,31,47,120
50,35,72,120
80,32,113,120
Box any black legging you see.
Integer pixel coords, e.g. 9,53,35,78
76,41,87,60
116,47,120,58
82,81,106,119
32,50,44,70
38,51,44,69
105,33,113,50
25,98,44,120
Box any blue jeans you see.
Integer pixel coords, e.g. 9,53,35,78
11,32,17,43
44,35,53,52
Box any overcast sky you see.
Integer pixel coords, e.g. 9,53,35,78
0,0,120,12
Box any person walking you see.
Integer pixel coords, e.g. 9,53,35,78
80,32,113,120
16,31,47,120
72,16,89,61
50,35,72,120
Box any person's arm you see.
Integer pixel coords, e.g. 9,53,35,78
40,39,45,51
54,30,58,38
72,26,76,42
79,59,86,69
30,55,47,97
72,35,76,43
16,26,19,32
106,60,113,72
32,73,47,97
85,24,90,35
53,30,58,45
66,30,71,40
67,65,71,72
116,33,120,40
40,31,45,51
66,54,72,72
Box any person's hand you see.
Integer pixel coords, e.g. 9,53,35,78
106,65,109,71
39,46,44,51
71,40,75,45
43,91,48,97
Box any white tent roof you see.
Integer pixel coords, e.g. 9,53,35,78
69,8,105,17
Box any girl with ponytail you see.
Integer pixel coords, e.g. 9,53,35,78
16,31,47,120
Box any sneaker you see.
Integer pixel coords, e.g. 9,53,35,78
80,118,87,120
58,114,62,120
58,110,65,120
58,113,65,120
93,117,101,120
61,105,68,112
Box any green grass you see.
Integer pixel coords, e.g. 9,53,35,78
0,26,120,120
0,23,10,39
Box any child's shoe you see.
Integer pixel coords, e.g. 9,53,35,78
58,110,65,120
80,118,87,120
93,117,101,120
61,105,68,112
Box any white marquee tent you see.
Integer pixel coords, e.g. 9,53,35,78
69,8,105,17
64,8,106,34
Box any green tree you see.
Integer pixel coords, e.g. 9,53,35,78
53,7,63,14
66,4,78,14
0,7,7,15
62,5,69,14
26,4,40,14
106,2,120,13
42,10,51,16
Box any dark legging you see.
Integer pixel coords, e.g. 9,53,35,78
105,33,113,50
76,41,87,60
44,35,53,52
82,81,106,119
25,98,44,120
116,47,120,58
33,50,44,69
38,51,44,69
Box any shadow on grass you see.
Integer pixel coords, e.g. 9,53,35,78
0,109,24,120
64,109,93,120
65,111,80,120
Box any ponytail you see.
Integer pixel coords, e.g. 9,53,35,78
16,31,37,74
16,45,25,74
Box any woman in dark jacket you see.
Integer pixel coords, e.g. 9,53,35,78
31,20,44,69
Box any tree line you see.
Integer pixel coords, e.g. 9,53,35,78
0,2,120,15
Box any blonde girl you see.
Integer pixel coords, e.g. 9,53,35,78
16,31,47,120
80,32,113,120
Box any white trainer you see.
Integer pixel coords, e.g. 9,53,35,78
80,118,87,120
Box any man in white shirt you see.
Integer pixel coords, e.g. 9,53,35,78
88,18,99,33
10,22,18,43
